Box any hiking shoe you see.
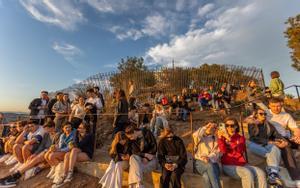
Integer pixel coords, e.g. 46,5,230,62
63,171,73,183
268,172,282,186
0,176,18,188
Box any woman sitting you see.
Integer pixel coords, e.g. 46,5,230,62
150,104,168,138
193,121,221,188
69,96,86,129
53,122,94,187
218,117,267,188
99,131,131,188
45,122,75,180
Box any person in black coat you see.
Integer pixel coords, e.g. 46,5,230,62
28,91,49,125
158,127,187,188
99,131,131,188
113,89,129,136
125,125,157,188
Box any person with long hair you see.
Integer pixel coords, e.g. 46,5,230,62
158,127,187,188
193,121,221,188
99,131,131,188
150,104,168,138
52,93,69,133
113,89,129,136
218,117,267,188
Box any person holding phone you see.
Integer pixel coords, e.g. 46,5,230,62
99,131,131,188
192,121,221,188
247,108,284,186
218,117,267,188
158,127,187,188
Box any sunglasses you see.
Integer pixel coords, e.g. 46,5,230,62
225,124,236,128
10,126,17,129
258,113,267,116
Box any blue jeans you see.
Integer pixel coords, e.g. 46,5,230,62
247,141,281,172
150,117,165,137
223,165,267,188
180,108,188,121
194,160,221,188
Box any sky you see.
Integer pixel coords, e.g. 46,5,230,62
0,0,300,112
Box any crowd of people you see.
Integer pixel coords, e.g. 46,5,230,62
0,70,299,188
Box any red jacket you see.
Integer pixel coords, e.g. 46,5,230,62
218,133,246,166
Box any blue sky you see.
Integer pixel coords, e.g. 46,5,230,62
0,0,300,112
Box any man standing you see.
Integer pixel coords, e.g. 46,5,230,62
266,98,300,182
28,91,49,125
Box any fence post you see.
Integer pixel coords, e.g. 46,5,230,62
296,86,300,102
190,112,194,171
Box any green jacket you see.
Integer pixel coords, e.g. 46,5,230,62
269,78,284,96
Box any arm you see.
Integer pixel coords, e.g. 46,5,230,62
157,139,166,167
218,137,227,154
15,130,27,144
230,136,246,156
176,139,188,168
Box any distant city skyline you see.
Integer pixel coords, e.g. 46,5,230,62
0,0,300,112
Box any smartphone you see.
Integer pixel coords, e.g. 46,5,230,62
218,123,229,138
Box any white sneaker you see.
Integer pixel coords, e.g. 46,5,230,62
9,162,22,173
0,154,11,163
52,176,65,188
46,167,55,179
24,167,39,180
5,157,18,166
4,155,15,165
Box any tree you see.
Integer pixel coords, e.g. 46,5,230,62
284,14,300,71
110,56,156,94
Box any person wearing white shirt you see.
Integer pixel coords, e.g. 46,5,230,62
266,98,300,182
69,96,86,129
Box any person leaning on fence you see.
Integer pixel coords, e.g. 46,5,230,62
150,104,168,138
45,122,75,181
99,131,131,188
28,90,49,125
68,96,86,130
266,98,300,182
48,93,60,120
246,108,283,186
52,93,69,133
269,71,285,99
158,127,187,188
246,80,268,111
113,89,129,136
218,117,267,188
94,86,105,110
125,124,157,188
0,121,58,187
192,121,221,188
53,122,94,187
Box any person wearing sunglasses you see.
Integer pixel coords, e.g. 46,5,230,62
247,108,285,186
218,117,267,188
192,121,221,188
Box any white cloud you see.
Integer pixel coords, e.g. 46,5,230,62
20,0,85,30
198,3,215,17
85,0,114,13
52,42,82,61
145,2,259,66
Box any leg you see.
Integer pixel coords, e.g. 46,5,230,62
194,160,221,188
128,155,143,186
280,145,300,180
49,152,66,166
223,165,255,188
69,148,90,171
160,167,172,188
18,152,45,174
22,144,33,162
13,144,24,163
246,165,267,188
63,152,71,175
170,168,184,188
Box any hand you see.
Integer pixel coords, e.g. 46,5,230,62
200,156,209,163
171,163,178,171
142,158,148,165
274,139,288,148
290,136,300,144
164,163,173,171
144,153,154,161
27,154,37,161
49,145,56,152
121,154,130,161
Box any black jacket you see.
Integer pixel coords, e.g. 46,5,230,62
28,98,49,116
158,135,187,169
115,98,129,124
74,132,95,159
130,128,157,158
48,98,57,117
248,121,283,146
110,142,131,162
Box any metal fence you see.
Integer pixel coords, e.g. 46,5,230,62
58,64,265,99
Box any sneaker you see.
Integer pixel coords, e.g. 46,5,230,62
63,171,73,183
9,163,22,173
0,176,18,188
52,176,65,188
47,166,55,179
24,167,41,180
268,172,282,186
0,154,11,163
5,157,17,166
